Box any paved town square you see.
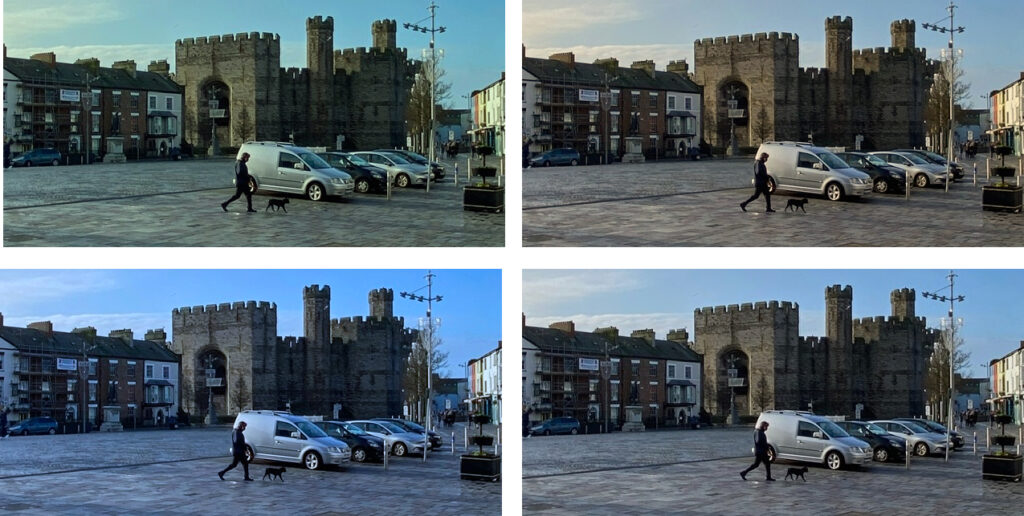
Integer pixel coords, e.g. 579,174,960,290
2,156,504,247
522,425,1024,515
523,156,1024,247
0,425,500,515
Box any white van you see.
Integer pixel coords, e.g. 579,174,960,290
233,410,351,470
237,142,355,201
755,410,872,470
755,141,872,201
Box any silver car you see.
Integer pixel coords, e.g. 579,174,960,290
237,142,355,201
755,142,872,201
756,410,872,470
870,151,951,188
871,420,949,456
233,410,351,470
352,151,430,188
346,419,429,457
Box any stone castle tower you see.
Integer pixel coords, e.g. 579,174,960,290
172,285,415,420
694,15,936,150
175,15,416,151
694,285,935,419
369,288,394,318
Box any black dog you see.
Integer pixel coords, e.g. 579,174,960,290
785,198,809,213
266,198,289,212
785,466,808,481
263,466,286,482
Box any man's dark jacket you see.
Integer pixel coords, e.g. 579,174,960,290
231,428,247,457
753,160,769,186
753,427,769,454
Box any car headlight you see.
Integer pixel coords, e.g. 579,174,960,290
370,442,382,448
328,446,341,453
330,178,344,184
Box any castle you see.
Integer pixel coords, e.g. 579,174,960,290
694,16,937,150
174,16,417,151
693,285,937,420
171,285,416,420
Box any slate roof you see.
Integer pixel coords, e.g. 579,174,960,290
4,56,182,94
523,56,701,94
0,325,179,362
523,325,701,362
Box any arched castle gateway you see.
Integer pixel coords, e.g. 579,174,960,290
694,16,937,150
693,285,937,420
174,16,417,151
172,286,415,420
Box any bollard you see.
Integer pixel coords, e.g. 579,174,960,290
906,439,911,470
974,431,977,456
986,426,990,453
383,444,389,471
987,158,991,181
423,430,428,463
454,163,459,187
464,426,469,450
466,156,471,182
386,171,392,201
451,432,456,455
973,163,977,186
496,426,501,456
1019,426,1022,455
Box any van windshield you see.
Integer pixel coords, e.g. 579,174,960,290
295,421,328,438
818,420,851,438
816,152,849,170
298,152,333,170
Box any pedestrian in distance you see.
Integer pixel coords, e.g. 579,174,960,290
1,407,9,439
218,421,253,481
740,421,775,481
221,152,256,213
740,152,775,213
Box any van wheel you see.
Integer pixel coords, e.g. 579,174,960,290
306,182,324,201
396,174,410,188
914,442,929,456
303,451,323,470
766,446,776,463
825,182,844,201
874,447,889,462
393,442,408,457
914,173,929,188
245,446,255,463
354,178,370,193
825,450,844,470
352,447,367,463
874,178,888,194
766,177,777,194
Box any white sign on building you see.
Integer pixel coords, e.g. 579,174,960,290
579,89,599,103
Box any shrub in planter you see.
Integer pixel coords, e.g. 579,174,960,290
461,412,500,481
982,413,1022,481
983,146,1021,213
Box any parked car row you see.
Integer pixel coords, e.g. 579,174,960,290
754,411,962,472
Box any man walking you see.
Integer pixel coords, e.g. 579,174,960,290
218,421,253,481
740,152,775,213
221,152,256,213
740,421,775,481
1,407,9,439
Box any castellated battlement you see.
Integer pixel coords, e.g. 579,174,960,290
176,32,280,49
339,47,408,59
695,300,796,315
799,336,828,347
307,15,335,30
854,315,925,325
826,16,853,30
304,284,330,298
172,300,275,315
282,67,309,80
891,19,915,33
853,47,919,59
695,31,797,48
800,67,826,80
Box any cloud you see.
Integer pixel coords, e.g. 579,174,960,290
3,1,124,42
0,271,119,312
526,44,693,71
527,312,691,337
523,270,647,313
3,312,169,337
522,0,644,45
5,44,176,70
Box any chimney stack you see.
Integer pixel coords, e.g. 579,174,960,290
112,60,137,78
28,321,54,335
109,329,134,345
145,328,167,343
72,327,98,341
30,52,57,67
631,60,656,78
667,59,690,77
630,328,655,344
147,59,170,77
549,321,575,337
549,52,575,67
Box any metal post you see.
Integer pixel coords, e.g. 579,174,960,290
383,445,389,471
986,426,990,452
464,425,468,449
906,439,911,470
451,432,455,455
973,162,977,186
423,428,428,463
496,425,501,455
973,431,977,456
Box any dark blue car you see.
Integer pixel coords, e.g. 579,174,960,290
529,148,581,167
530,417,581,436
10,416,59,436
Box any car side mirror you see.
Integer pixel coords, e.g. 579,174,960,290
812,162,824,170
290,431,301,439
812,431,824,439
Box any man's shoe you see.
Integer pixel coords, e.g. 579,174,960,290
221,203,228,212
218,472,224,480
740,471,747,480
246,209,257,213
244,477,254,481
766,209,776,213
766,477,776,481
740,203,747,212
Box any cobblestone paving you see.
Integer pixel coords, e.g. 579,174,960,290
523,156,1024,247
0,425,500,515
2,157,504,247
523,424,1024,515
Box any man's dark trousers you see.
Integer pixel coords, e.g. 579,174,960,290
741,450,772,479
742,183,772,211
219,451,249,479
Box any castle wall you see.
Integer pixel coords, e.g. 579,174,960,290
332,314,416,418
335,45,416,150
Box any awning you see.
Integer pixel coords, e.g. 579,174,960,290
667,110,696,118
145,379,173,387
146,111,178,118
667,380,696,386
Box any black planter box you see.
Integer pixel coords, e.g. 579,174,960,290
982,185,1023,213
463,186,505,213
460,454,501,482
982,454,1023,481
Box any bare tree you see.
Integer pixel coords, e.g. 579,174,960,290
753,105,771,145
406,54,452,154
925,331,972,423
233,105,255,146
232,375,250,415
924,64,971,154
402,339,449,423
754,374,772,414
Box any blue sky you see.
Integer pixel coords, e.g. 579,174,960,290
0,269,501,377
523,270,1023,379
523,0,1024,108
2,0,505,107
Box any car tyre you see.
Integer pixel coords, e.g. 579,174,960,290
245,446,255,464
825,450,844,470
352,447,367,463
393,442,408,456
914,173,929,188
570,159,578,166
51,159,60,166
306,182,325,201
396,174,410,188
874,447,889,462
874,178,889,194
354,178,370,193
303,451,323,470
543,160,551,167
570,428,578,435
914,442,929,456
825,182,844,201
766,177,777,194
48,428,56,435
543,429,552,436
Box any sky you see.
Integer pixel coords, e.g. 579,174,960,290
1,0,505,108
0,269,501,378
523,270,1024,380
523,0,1024,109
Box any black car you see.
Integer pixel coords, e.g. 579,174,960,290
893,149,964,180
373,149,446,180
313,420,386,463
835,420,907,462
835,151,906,194
372,417,443,450
894,418,965,449
318,151,390,193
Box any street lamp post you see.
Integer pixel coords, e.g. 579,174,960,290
923,1,965,194
924,270,966,463
207,85,221,157
400,270,444,435
404,2,446,194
